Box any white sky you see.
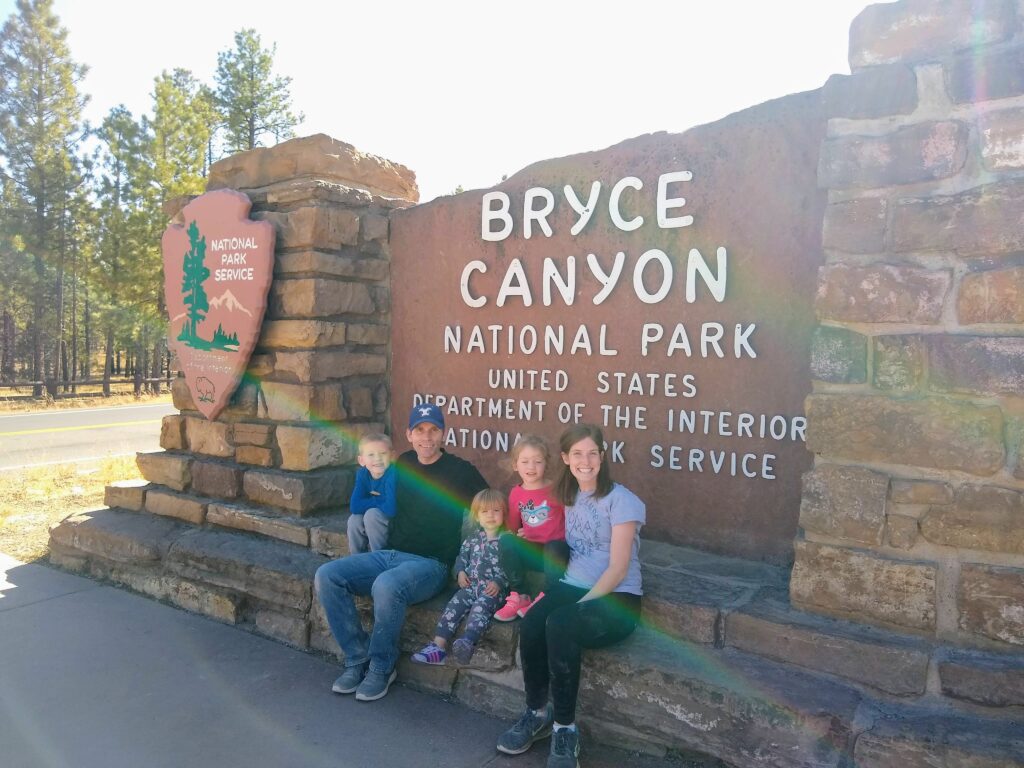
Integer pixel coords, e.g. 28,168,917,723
5,0,872,202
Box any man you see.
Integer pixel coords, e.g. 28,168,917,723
314,403,488,701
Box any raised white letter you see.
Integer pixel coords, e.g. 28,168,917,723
460,260,487,308
657,171,694,228
482,191,513,241
587,252,625,305
609,177,644,232
564,181,601,236
523,187,555,239
632,249,673,304
686,247,727,303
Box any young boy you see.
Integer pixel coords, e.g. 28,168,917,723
347,433,397,553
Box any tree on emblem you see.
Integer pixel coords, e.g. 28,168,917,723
179,220,210,347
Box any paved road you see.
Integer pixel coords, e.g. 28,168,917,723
0,402,176,470
0,553,685,768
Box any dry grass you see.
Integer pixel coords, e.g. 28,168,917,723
0,455,141,562
0,390,172,413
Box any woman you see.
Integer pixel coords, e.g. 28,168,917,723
496,424,645,768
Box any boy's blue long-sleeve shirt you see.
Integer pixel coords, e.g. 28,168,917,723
349,465,397,518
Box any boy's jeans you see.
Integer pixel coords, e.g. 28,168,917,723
314,550,449,675
347,507,391,553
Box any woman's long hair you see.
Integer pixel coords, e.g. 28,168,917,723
553,423,613,506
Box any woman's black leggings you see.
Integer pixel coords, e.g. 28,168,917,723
498,535,569,595
520,581,641,724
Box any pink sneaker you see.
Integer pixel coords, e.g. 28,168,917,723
494,592,531,622
518,591,544,618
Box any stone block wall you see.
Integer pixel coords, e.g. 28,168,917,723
141,135,417,530
792,0,1024,650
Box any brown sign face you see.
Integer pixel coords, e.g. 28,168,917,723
162,190,275,420
390,95,827,563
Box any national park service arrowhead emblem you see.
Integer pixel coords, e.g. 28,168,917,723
162,189,275,420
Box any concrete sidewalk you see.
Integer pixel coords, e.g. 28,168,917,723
0,553,684,768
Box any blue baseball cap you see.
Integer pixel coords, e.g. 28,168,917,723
409,402,444,430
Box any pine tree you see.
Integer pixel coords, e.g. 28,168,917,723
214,28,302,152
180,220,209,344
151,69,215,199
0,0,88,395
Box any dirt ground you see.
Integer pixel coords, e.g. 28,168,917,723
0,390,172,413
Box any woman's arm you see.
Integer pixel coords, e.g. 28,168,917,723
579,521,637,602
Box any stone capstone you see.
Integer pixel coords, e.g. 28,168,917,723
207,133,418,201
848,0,1017,69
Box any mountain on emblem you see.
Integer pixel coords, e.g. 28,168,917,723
209,289,253,316
162,189,275,420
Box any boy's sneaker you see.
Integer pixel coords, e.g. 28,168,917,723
495,592,530,622
354,668,397,701
518,591,545,618
548,726,580,768
496,704,553,755
331,662,368,694
411,642,447,665
451,637,475,665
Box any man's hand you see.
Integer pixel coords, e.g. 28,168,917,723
457,571,470,588
484,580,500,597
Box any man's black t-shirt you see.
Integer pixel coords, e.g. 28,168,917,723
388,449,488,569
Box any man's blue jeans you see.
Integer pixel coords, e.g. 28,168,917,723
314,550,449,675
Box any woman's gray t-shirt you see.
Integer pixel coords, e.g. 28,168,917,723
563,483,645,595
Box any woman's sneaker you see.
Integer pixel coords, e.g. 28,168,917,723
548,726,580,768
495,592,531,622
496,704,553,755
518,591,545,618
411,642,447,665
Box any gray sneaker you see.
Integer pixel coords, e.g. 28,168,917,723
548,727,580,768
354,668,398,701
496,704,553,755
331,662,367,694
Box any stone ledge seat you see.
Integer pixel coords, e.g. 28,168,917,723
48,507,1024,767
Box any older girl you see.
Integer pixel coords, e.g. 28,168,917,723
496,424,644,768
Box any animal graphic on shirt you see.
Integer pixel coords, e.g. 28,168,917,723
566,496,600,556
519,499,551,528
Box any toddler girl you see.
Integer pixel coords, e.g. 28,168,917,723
412,489,508,665
494,435,569,621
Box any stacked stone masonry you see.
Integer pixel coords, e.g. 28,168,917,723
48,503,1024,766
796,0,1024,654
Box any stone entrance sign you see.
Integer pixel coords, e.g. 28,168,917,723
391,94,828,562
162,189,275,420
